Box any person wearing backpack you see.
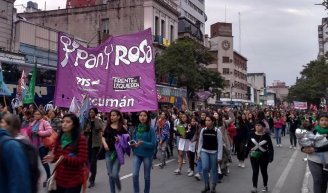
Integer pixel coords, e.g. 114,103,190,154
0,114,36,193
197,115,223,193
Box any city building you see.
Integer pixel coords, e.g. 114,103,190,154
178,17,203,44
0,0,15,51
207,22,248,105
267,80,289,102
174,0,206,34
247,73,266,104
318,17,328,58
19,0,179,50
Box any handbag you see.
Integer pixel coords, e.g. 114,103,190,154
42,130,58,148
47,156,64,192
97,146,106,160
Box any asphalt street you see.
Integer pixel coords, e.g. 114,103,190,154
39,135,307,193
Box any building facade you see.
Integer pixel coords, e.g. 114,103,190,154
318,17,328,58
19,0,179,49
0,0,15,51
207,22,248,103
267,80,289,102
174,0,206,34
247,73,266,104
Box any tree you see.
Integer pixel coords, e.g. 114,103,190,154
287,58,328,105
155,39,224,97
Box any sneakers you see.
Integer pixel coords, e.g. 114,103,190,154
289,145,293,149
280,144,283,147
276,144,279,147
187,168,192,173
194,173,201,181
241,163,245,168
188,171,194,177
261,186,268,192
174,169,181,175
251,187,257,193
88,182,95,188
293,146,297,150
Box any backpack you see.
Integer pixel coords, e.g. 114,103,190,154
0,135,40,193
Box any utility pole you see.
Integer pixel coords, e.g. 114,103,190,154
315,0,328,9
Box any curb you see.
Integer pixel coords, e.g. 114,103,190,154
301,163,311,193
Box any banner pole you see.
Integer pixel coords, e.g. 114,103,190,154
3,95,6,107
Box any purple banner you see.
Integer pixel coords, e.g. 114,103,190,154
55,29,158,112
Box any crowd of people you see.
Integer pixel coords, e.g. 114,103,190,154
0,103,327,193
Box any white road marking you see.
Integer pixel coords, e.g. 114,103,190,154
272,150,298,193
119,159,176,180
154,159,176,167
301,163,311,193
120,173,133,180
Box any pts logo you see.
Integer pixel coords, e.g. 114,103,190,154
76,77,100,87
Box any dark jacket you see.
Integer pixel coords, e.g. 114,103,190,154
0,129,31,193
289,118,300,133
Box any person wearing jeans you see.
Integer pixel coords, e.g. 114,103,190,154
273,113,284,147
131,111,156,193
105,151,121,193
102,110,128,193
197,115,223,193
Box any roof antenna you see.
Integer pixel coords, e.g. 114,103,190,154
239,12,242,53
225,5,227,22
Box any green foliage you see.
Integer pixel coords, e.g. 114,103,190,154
155,39,224,95
287,58,328,104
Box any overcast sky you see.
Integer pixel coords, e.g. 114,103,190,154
15,0,327,86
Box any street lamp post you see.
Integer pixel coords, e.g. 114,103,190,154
230,84,234,105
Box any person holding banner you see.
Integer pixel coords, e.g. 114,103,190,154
102,110,128,193
131,111,156,193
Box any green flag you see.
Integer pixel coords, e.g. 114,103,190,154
23,65,36,104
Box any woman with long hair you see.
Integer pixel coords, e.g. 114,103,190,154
174,112,190,175
43,113,88,193
131,111,156,193
47,109,62,133
102,110,129,193
273,112,284,147
187,116,201,177
83,107,104,188
197,115,223,193
246,121,274,193
235,114,250,168
30,110,53,187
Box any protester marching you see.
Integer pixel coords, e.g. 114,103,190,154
0,22,327,193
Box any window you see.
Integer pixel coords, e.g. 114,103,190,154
170,25,174,42
223,68,230,75
161,20,166,37
222,56,230,63
224,80,230,87
101,19,109,34
155,16,159,35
